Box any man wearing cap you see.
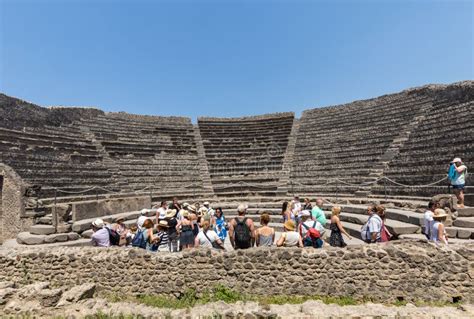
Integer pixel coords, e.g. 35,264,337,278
228,204,255,249
449,158,468,208
91,219,110,247
137,209,149,231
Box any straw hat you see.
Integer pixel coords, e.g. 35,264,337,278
115,215,126,223
165,209,177,218
433,208,448,219
182,202,190,209
284,220,295,231
92,218,104,228
158,220,169,228
187,205,197,213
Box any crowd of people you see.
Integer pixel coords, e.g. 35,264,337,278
91,195,451,251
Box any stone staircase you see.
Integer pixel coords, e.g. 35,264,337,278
277,118,300,196
355,102,433,197
193,125,217,199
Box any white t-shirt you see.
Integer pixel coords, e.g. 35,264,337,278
157,207,167,220
361,214,382,242
300,220,325,237
452,165,467,185
196,230,219,248
424,210,434,237
137,216,148,230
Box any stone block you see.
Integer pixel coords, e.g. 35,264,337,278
456,229,473,239
71,196,151,221
67,232,81,241
44,233,69,243
81,230,93,238
38,288,62,307
453,218,474,228
457,208,474,217
16,232,46,245
57,283,96,306
29,225,56,235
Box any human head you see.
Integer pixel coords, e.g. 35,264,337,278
237,204,248,215
283,220,295,232
376,205,386,219
161,200,167,208
282,201,288,213
260,213,270,226
304,198,311,204
92,218,104,231
115,216,125,225
294,196,300,202
181,210,190,219
157,220,169,231
129,225,138,233
428,200,438,211
452,158,462,167
203,201,210,208
315,198,324,208
215,207,223,217
433,208,447,222
201,220,211,231
300,210,311,221
367,204,376,215
143,219,154,229
331,206,341,216
173,197,179,204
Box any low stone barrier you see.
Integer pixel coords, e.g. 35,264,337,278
0,241,472,303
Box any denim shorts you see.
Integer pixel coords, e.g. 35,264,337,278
452,184,465,190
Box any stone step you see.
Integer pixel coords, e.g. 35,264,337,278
457,207,474,217
29,225,56,235
323,204,424,226
445,227,474,239
398,233,474,244
71,210,153,233
453,217,474,228
354,191,371,197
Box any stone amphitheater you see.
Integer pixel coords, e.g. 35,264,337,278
0,80,473,318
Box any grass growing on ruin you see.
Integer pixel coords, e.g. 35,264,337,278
106,284,360,309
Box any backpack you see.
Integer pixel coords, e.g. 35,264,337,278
107,227,121,246
234,217,251,249
131,229,147,249
448,164,457,181
301,221,322,248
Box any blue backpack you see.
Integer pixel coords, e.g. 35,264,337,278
131,230,147,249
448,164,457,181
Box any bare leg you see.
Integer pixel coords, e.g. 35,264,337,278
459,190,465,208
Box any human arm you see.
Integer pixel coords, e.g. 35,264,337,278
454,165,467,174
194,235,200,247
298,234,303,248
255,229,260,247
248,219,256,247
228,220,235,248
335,216,352,239
276,233,286,247
438,224,448,245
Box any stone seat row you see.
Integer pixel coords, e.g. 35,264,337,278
294,148,386,159
87,128,197,140
101,142,197,152
201,134,290,143
0,131,98,152
107,149,197,158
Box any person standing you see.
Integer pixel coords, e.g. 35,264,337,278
212,207,228,242
156,201,167,224
228,204,255,249
448,158,468,208
329,207,352,247
360,205,382,243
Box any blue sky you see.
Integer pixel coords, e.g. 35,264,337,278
0,0,472,121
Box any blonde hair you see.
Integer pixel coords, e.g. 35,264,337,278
332,206,341,216
200,220,211,231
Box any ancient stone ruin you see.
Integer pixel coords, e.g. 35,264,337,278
0,81,472,245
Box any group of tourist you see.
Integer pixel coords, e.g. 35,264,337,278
90,195,417,250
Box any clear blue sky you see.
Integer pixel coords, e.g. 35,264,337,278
0,0,472,121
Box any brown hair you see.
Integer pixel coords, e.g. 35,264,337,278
143,219,154,229
376,205,386,219
260,213,270,225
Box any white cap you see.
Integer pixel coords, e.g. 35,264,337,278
453,158,462,163
237,204,248,213
203,201,210,206
92,218,104,228
300,210,311,217
140,209,149,215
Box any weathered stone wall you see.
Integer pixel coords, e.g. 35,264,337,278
0,241,472,303
71,196,151,221
0,164,26,243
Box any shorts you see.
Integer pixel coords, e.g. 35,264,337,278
452,184,465,190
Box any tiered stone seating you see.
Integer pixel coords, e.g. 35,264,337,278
79,113,210,196
290,93,433,195
373,99,473,197
198,113,294,197
0,126,114,198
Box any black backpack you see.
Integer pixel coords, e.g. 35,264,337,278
234,217,251,249
107,227,121,246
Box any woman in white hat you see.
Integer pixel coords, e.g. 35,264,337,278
431,209,448,245
448,158,468,208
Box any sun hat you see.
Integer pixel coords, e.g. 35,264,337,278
187,205,197,213
300,210,311,217
165,209,177,218
433,208,448,218
92,218,105,228
182,202,190,208
140,209,149,216
237,204,248,213
284,220,295,231
115,215,126,223
158,220,169,228
452,158,462,163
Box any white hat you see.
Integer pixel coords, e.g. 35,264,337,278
300,210,311,217
203,201,210,206
452,158,462,163
140,209,148,215
92,218,104,228
237,204,248,213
